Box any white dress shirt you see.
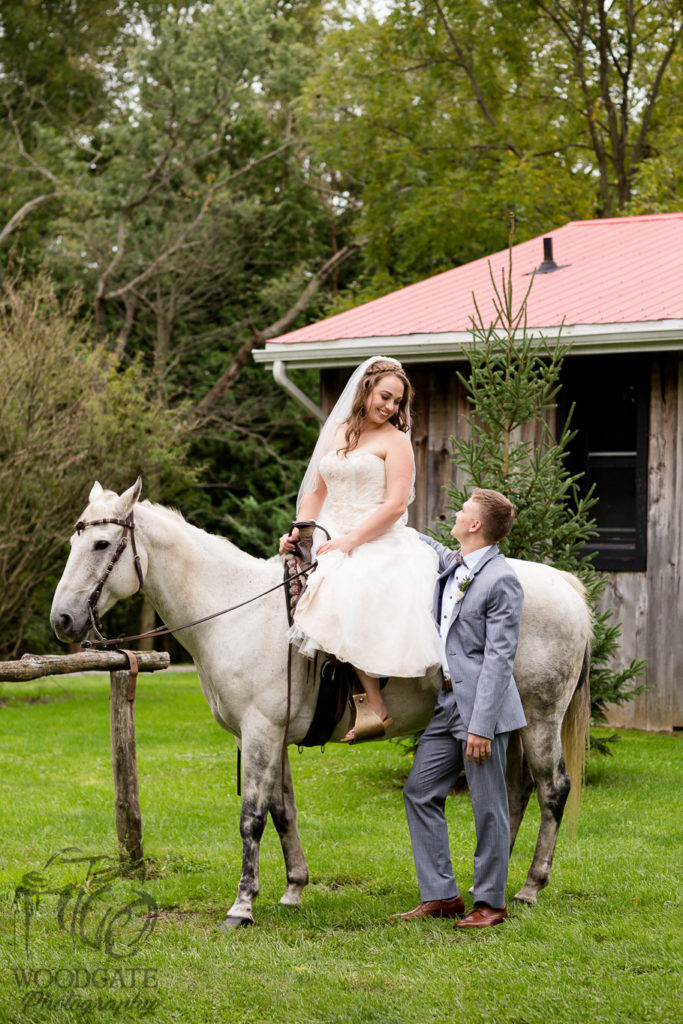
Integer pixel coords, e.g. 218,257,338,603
440,545,494,680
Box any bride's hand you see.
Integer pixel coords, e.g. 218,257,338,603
317,533,356,556
279,526,300,555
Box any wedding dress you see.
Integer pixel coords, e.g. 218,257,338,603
288,449,442,678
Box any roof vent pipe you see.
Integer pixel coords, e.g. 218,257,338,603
537,236,559,274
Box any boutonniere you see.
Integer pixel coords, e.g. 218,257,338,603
455,573,472,601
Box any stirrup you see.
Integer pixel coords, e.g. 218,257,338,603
342,693,393,744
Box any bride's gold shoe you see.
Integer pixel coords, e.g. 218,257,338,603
341,693,394,744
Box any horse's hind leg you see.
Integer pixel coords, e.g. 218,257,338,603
506,730,534,855
268,749,309,907
513,716,571,905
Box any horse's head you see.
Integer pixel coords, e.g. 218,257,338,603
50,479,146,643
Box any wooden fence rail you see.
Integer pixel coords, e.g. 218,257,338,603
0,650,170,874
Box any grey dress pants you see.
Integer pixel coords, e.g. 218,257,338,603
403,694,510,908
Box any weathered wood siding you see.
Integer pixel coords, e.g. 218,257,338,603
321,356,683,731
409,363,471,530
600,356,683,731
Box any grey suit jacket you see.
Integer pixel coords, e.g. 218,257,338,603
420,535,526,739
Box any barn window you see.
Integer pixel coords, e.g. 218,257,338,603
559,354,649,571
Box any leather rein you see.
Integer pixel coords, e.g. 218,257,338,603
75,511,319,650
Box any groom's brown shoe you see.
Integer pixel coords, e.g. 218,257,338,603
393,895,465,921
454,904,507,928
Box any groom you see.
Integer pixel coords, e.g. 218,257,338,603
397,488,525,929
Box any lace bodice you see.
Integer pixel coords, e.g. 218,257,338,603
319,450,390,533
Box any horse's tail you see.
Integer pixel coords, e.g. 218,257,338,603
561,638,591,835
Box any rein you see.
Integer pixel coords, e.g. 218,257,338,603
75,511,319,650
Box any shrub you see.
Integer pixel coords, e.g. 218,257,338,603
0,276,199,656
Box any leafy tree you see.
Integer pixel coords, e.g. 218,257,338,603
0,1,355,559
0,276,198,657
0,0,165,124
436,250,647,733
0,1,169,277
302,0,683,292
24,0,350,382
531,0,683,214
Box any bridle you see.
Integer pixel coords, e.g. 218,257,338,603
75,511,145,643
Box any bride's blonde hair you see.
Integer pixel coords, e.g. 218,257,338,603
339,361,413,454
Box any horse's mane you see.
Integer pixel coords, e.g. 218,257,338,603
139,499,187,524
138,499,278,565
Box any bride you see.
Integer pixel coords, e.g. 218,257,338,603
279,356,441,742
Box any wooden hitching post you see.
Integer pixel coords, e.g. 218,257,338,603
109,661,144,874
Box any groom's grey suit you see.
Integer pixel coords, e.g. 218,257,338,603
403,538,526,909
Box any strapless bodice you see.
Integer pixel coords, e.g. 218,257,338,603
319,450,390,532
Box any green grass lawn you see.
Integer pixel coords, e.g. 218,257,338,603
0,671,681,1024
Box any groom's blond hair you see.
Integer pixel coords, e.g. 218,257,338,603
470,489,515,543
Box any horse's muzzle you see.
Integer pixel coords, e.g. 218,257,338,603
50,607,90,643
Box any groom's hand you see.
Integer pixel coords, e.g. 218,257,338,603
466,733,491,765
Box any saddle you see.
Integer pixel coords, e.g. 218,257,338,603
298,656,386,747
298,655,349,747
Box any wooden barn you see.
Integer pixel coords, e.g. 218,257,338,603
254,213,683,732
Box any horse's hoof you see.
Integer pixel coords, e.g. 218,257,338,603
219,915,254,931
280,883,305,906
512,892,537,906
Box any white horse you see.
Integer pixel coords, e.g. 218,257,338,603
51,479,591,928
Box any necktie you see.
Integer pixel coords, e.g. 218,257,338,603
454,550,466,567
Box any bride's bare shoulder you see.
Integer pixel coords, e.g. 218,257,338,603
332,425,347,449
387,426,413,453
379,427,413,467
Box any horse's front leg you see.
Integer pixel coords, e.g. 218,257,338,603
220,721,285,930
268,748,309,906
514,715,571,905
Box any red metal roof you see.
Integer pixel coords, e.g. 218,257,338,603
267,213,683,346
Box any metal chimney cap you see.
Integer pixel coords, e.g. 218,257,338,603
525,236,569,275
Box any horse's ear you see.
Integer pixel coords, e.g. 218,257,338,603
116,477,143,517
89,481,105,503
